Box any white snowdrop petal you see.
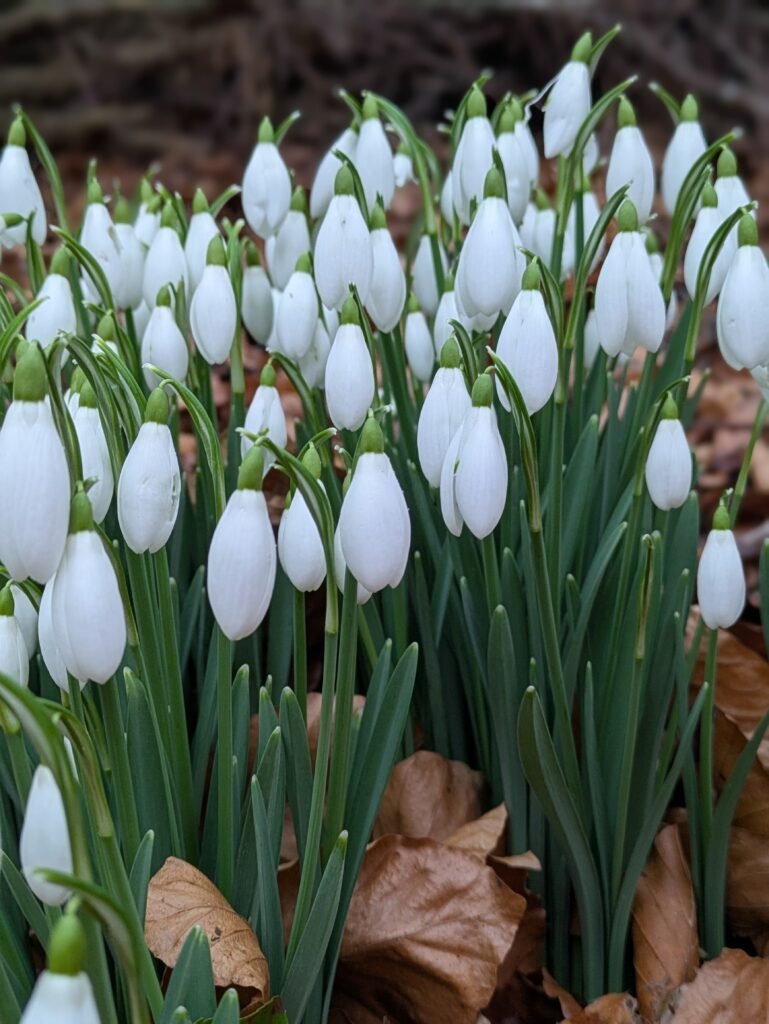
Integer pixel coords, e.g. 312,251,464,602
20,971,101,1024
697,529,745,629
355,117,395,211
242,265,274,345
0,145,46,245
716,246,769,370
184,211,219,294
662,121,707,215
141,305,189,388
143,226,188,309
10,584,37,658
191,264,237,364
334,526,371,605
439,428,464,537
314,195,373,310
310,127,358,220
405,311,435,383
544,61,591,159
324,323,375,431
243,141,292,238
496,289,558,414
606,125,655,224
454,407,508,539
73,406,114,524
25,275,77,348
278,489,326,593
276,270,318,359
645,419,692,511
20,766,73,906
0,615,29,687
366,228,406,333
269,210,312,290
412,234,447,317
417,367,471,487
118,422,181,554
242,385,287,468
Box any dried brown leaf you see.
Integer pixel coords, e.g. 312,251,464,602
725,826,769,937
306,692,366,766
145,857,269,1003
445,803,507,857
560,993,640,1023
672,948,769,1021
713,711,769,836
543,968,582,1018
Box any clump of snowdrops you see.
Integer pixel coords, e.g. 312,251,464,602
0,24,768,1023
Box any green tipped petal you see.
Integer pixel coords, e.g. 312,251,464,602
206,235,227,267
440,336,461,369
302,444,322,479
334,165,355,197
522,258,541,291
483,166,505,200
70,487,95,534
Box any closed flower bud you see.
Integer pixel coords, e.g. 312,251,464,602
453,374,507,538
716,215,769,370
324,299,375,430
80,180,123,303
184,190,220,294
298,317,332,389
339,418,410,593
133,183,161,247
278,448,326,593
412,233,447,317
39,576,82,693
141,286,189,388
661,95,707,215
440,171,454,226
10,583,37,657
19,765,73,906
583,307,601,371
208,446,277,640
417,337,471,487
543,35,592,159
644,399,692,510
310,125,358,220
0,116,46,245
440,427,464,537
25,249,77,348
143,202,188,308
606,98,655,224
697,506,745,629
73,383,113,524
268,187,312,290
242,364,287,470
0,587,29,687
334,523,371,605
393,146,414,188
452,86,496,225
496,100,531,224
355,96,395,211
520,191,557,271
433,274,464,357
242,245,274,345
366,205,406,332
243,117,292,238
20,917,100,1024
404,296,435,382
714,147,754,253
191,236,237,364
314,167,373,310
112,195,145,310
496,260,558,414
684,183,732,304
276,253,318,360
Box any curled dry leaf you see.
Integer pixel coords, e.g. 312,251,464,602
145,857,269,1005
671,947,769,1022
631,824,698,1023
445,802,507,857
560,993,640,1023
543,968,582,1018
373,750,484,841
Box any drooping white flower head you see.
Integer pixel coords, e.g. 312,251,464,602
298,317,332,389
433,274,465,358
334,522,371,605
242,117,292,238
393,145,415,189
354,96,395,212
310,124,358,220
184,189,220,295
0,343,70,584
644,398,692,511
51,489,126,685
593,199,666,358
412,233,448,318
366,203,406,333
268,186,312,290
276,252,319,360
20,917,101,1024
265,287,283,354
0,116,46,246
110,194,145,311
278,446,327,593
339,418,411,593
661,95,707,216
118,389,181,555
143,201,188,308
39,576,83,694
10,583,37,658
440,171,454,226
496,260,558,415
440,426,464,537
683,182,732,305
133,179,161,247
314,165,373,310
0,587,30,687
324,297,375,431
496,98,532,224
543,33,592,159
714,147,754,251
141,285,189,389
605,97,655,224
404,295,435,383
452,86,496,225
79,179,123,303
697,505,745,629
208,446,277,640
520,192,557,272
242,363,287,471
417,337,471,487
25,248,77,348
241,244,274,346
716,215,769,370
583,307,601,371
20,765,73,906
72,381,113,525
190,236,237,365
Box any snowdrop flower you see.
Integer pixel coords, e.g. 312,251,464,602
583,307,601,371
439,427,463,537
73,382,113,524
496,99,532,224
393,144,414,188
20,916,100,1024
684,182,732,304
496,259,558,414
0,343,70,583
118,389,180,554
0,116,46,245
242,243,274,345
276,252,318,359
512,97,539,189
20,765,73,906
143,201,188,308
366,203,406,332
79,178,123,303
314,165,373,309
10,583,37,658
339,417,410,593
593,200,666,358
582,132,600,177
268,186,312,290
456,167,525,319
355,95,395,211
39,577,82,693
714,147,754,250
112,195,145,310
242,363,287,468
417,337,471,487
606,97,655,224
440,171,454,226
0,587,29,687
208,447,276,640
644,397,692,510
310,123,358,220
717,214,769,370
404,294,435,382
661,95,707,215
697,505,745,629
243,116,292,238
25,248,77,348
191,236,237,364
433,273,462,357
51,488,126,684
324,297,375,431
133,179,161,248
265,288,283,353
299,317,332,389
184,189,220,294
543,33,592,159
646,234,677,331
521,191,558,272
278,446,326,593
334,520,371,605
452,85,496,225
412,232,447,317
141,285,189,388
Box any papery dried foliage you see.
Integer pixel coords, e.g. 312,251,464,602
560,993,640,1023
306,691,366,765
631,824,698,1023
544,968,583,1018
445,802,507,857
671,948,769,1022
145,856,269,1004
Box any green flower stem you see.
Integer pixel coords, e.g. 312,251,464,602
699,628,719,849
226,332,246,494
610,652,644,905
480,534,502,616
215,625,234,900
100,678,141,866
380,329,418,464
731,400,769,527
546,393,566,603
124,552,171,757
572,191,587,432
293,588,308,720
6,726,31,805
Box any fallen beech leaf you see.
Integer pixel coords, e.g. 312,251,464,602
713,711,769,836
672,947,769,1021
145,857,269,1004
725,826,769,937
488,851,542,896
543,968,582,1018
335,834,525,1024
373,750,484,841
632,824,698,1023
445,803,507,857
561,993,640,1023
306,692,366,765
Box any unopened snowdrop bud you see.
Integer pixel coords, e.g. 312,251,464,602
456,166,525,319
242,363,287,468
417,336,471,487
299,317,331,389
79,178,123,302
393,143,414,188
684,182,731,304
73,382,113,524
355,95,395,211
184,189,219,294
661,95,707,215
276,252,319,359
324,296,375,430
209,446,277,640
112,196,145,310
19,765,73,906
366,203,406,332
134,185,161,248
583,308,601,371
520,190,557,270
606,97,655,224
143,201,188,308
334,519,371,605
697,505,745,629
243,116,292,238
0,115,46,245
594,199,666,358
39,577,82,693
310,123,358,220
191,235,237,364
51,488,126,684
339,417,410,593
20,915,100,1024
269,187,312,290
543,32,592,159
118,389,181,554
25,247,77,347
141,285,189,388
433,273,461,357
0,343,70,583
449,373,507,539
496,100,531,224
315,165,373,309
412,232,448,317
242,243,274,345
404,294,435,382
278,446,326,593
644,396,692,510
716,214,769,370
0,586,29,687
496,259,558,414
714,147,754,234
440,171,454,226
452,86,496,224
10,583,37,658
